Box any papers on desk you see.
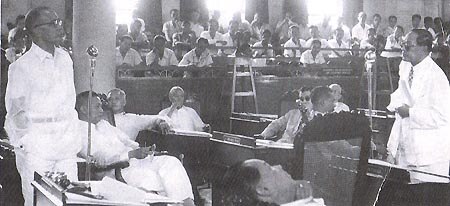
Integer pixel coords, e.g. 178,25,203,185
256,139,294,149
368,159,407,170
281,197,326,206
171,129,213,138
67,177,181,205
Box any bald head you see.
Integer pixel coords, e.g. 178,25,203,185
107,88,127,114
329,84,343,102
169,86,185,108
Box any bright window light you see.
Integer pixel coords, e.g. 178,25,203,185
114,0,139,25
307,0,343,26
207,0,246,27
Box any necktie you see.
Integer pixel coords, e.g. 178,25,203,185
408,67,414,87
296,110,310,134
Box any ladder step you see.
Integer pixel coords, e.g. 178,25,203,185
235,92,255,97
236,72,252,77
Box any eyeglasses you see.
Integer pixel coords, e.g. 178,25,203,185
33,19,63,28
299,96,311,101
400,41,418,51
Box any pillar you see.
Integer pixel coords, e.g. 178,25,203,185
72,0,116,94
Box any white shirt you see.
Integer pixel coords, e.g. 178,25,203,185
261,109,315,143
300,50,326,65
159,106,205,131
351,23,372,42
5,47,25,63
178,49,213,67
387,58,450,167
381,34,402,58
252,41,273,57
5,43,81,159
115,47,142,66
162,20,181,42
200,31,225,55
334,102,350,113
284,38,306,57
427,27,436,38
145,48,178,66
190,22,204,38
221,33,236,55
114,113,168,141
327,39,350,58
78,120,194,200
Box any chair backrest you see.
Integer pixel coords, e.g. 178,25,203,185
293,111,371,206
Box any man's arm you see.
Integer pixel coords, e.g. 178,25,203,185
260,113,289,139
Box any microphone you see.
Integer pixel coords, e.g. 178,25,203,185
86,45,99,57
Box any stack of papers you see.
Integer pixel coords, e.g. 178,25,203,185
256,139,294,149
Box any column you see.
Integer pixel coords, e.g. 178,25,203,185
72,0,116,94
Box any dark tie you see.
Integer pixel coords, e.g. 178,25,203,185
408,67,414,87
296,110,310,134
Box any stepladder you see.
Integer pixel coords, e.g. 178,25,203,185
230,57,259,131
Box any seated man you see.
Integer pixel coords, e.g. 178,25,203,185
360,28,377,50
178,37,213,67
75,91,195,206
329,84,350,113
159,86,209,132
300,40,326,66
261,86,335,143
222,159,319,205
115,35,143,67
173,20,197,60
146,35,178,67
107,88,171,141
252,29,274,58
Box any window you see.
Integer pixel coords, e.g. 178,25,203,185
307,0,343,26
206,0,245,27
114,0,139,25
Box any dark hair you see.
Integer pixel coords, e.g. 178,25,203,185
394,25,404,33
12,28,28,42
367,28,376,34
412,14,421,21
181,20,191,26
153,35,166,42
388,15,397,21
411,29,433,52
75,91,100,112
119,35,133,42
170,9,178,14
222,161,279,206
335,27,344,34
197,37,209,45
311,86,332,105
424,16,433,24
15,15,25,25
300,86,313,93
311,39,322,47
25,6,52,37
262,29,272,37
373,13,381,19
209,18,219,26
308,25,318,30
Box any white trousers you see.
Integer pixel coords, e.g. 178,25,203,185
397,152,450,184
121,155,194,201
15,148,78,206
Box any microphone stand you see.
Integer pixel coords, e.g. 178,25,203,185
85,45,98,181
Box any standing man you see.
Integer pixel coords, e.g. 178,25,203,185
387,29,450,183
4,7,82,206
351,12,371,43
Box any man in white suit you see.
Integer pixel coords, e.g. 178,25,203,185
387,29,450,183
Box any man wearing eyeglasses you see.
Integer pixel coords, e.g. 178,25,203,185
386,29,450,184
260,86,335,144
4,7,80,206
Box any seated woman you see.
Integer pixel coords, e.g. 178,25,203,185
222,159,323,206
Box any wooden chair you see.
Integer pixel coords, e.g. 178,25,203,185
292,111,371,206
